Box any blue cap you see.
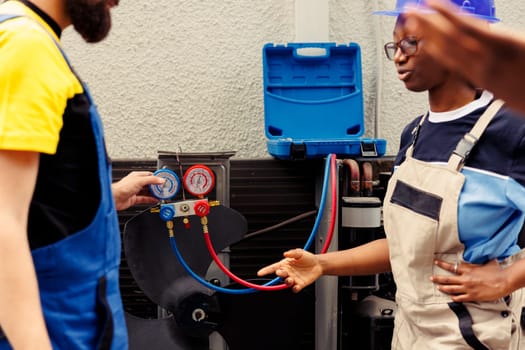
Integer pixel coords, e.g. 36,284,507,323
373,0,499,22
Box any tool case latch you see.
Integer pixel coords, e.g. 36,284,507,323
360,141,378,157
290,143,307,160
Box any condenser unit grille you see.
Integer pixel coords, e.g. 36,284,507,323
228,159,320,277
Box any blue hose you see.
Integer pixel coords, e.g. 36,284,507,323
169,153,334,294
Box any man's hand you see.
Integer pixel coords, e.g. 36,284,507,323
112,171,165,211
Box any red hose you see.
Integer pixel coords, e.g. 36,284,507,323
320,153,337,253
203,230,290,291
203,153,338,291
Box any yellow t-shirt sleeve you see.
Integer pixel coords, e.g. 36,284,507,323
0,18,83,154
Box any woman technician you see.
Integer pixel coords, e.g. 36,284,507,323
258,1,525,348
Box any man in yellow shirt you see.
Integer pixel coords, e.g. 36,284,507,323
0,0,163,348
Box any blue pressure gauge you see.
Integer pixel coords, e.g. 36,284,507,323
149,168,181,200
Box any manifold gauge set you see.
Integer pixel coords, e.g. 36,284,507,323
149,164,216,221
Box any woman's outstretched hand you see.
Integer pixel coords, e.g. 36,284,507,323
257,248,323,293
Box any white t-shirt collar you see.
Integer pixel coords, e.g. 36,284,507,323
428,90,494,123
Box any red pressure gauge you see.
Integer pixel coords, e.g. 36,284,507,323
183,165,215,197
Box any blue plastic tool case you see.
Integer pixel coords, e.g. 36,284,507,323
263,42,386,160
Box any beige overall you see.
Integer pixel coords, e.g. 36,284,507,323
383,100,525,349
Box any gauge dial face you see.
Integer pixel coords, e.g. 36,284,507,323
149,168,180,200
183,165,215,197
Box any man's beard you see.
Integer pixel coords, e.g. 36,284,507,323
66,0,112,43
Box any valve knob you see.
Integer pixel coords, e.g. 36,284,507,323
159,205,175,221
194,201,210,217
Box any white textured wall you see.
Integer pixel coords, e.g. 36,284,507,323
61,0,525,159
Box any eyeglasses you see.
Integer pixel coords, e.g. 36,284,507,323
384,37,418,61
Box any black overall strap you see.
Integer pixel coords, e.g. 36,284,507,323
448,302,490,350
405,112,428,158
96,277,114,350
